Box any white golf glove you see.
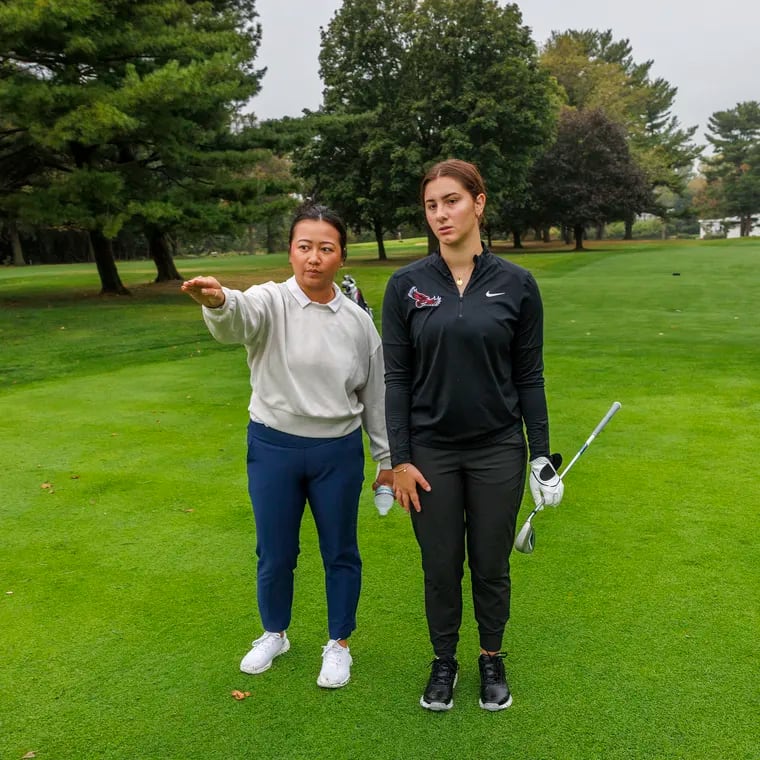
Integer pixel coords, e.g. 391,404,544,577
530,456,564,508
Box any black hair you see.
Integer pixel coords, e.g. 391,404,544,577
288,204,348,260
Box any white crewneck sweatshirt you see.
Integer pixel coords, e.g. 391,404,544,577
202,276,391,470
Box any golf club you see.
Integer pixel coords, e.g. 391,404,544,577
514,401,622,554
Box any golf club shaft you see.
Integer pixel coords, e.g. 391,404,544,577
559,401,621,480
516,401,621,554
529,402,621,515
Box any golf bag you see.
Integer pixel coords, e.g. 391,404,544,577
341,274,373,319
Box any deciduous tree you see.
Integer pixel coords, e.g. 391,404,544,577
402,0,560,249
530,108,652,250
293,0,414,259
539,29,699,237
297,0,559,256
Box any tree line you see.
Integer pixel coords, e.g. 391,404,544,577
1,0,758,293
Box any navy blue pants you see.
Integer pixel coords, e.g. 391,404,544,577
246,421,365,641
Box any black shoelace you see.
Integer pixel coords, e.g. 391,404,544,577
480,653,506,684
429,657,457,684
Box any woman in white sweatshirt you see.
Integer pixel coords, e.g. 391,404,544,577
182,205,393,689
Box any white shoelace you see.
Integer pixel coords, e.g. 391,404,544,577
253,632,281,650
322,642,347,666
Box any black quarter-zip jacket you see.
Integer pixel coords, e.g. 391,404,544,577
382,246,550,466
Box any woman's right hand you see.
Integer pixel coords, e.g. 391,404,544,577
181,276,225,308
392,463,431,513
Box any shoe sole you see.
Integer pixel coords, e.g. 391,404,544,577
420,673,458,711
240,638,290,674
479,694,513,711
316,674,350,689
420,697,454,711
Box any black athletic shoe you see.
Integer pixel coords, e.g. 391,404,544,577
420,656,459,711
478,653,512,711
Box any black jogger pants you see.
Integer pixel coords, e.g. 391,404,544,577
410,432,527,656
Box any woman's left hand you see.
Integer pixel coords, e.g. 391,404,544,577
391,464,430,513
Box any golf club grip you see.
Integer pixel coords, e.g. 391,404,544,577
588,401,622,440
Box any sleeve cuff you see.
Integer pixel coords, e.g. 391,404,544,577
201,288,231,315
375,459,392,475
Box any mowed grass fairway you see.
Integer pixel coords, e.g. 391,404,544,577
1,239,758,760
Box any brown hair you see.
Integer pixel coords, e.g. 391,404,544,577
420,159,487,205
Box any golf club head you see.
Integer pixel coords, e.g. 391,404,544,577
514,519,535,554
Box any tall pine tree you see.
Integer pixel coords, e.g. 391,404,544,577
0,0,265,291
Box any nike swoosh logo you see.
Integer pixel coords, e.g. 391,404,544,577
485,291,505,297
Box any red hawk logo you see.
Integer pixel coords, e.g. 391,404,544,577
408,286,442,308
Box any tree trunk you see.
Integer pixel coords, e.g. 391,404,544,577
624,213,634,240
373,219,387,261
9,219,25,265
91,230,130,294
563,225,572,245
543,226,551,243
595,223,604,240
266,218,278,253
247,224,256,255
485,224,493,249
573,224,585,251
148,228,182,282
511,228,523,249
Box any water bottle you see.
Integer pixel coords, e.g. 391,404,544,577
374,485,394,516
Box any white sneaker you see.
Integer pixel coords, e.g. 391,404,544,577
240,631,290,674
317,639,352,688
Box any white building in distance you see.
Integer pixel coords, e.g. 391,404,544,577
699,216,760,238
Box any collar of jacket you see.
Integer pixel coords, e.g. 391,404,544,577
431,243,491,278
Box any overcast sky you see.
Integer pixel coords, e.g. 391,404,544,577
250,0,759,146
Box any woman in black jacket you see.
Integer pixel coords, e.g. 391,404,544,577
382,159,564,712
